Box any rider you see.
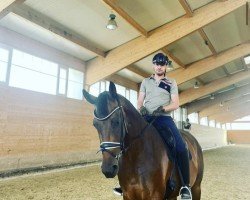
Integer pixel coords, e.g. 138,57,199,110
113,53,192,200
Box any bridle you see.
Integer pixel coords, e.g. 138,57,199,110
94,99,128,160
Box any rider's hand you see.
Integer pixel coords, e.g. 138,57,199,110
152,106,165,116
139,106,148,116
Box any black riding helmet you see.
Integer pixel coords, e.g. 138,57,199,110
152,53,170,66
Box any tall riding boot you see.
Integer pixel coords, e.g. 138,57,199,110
177,150,192,200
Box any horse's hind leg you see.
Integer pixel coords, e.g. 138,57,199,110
191,186,201,200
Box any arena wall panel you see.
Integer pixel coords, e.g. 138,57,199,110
0,84,101,174
227,130,250,144
190,123,227,149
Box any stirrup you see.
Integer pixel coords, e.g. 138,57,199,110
179,186,192,200
113,187,123,196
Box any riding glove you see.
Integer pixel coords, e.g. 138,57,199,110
152,106,165,116
139,106,148,116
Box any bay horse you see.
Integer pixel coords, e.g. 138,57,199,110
82,82,204,200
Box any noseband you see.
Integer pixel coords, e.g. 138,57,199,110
94,103,128,160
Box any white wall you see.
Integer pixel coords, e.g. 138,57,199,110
190,123,227,150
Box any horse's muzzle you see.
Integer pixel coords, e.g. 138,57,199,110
102,164,118,178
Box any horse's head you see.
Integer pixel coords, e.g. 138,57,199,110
83,82,128,178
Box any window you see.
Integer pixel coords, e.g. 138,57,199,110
89,82,100,97
235,115,250,121
226,123,231,130
216,122,221,129
231,123,250,130
0,47,9,82
182,108,187,121
0,45,84,100
209,120,216,127
9,49,58,95
200,117,208,126
67,68,84,100
58,68,67,95
188,112,199,124
115,84,126,97
129,89,138,108
89,81,138,108
173,108,182,123
222,124,226,130
100,81,106,93
125,89,130,100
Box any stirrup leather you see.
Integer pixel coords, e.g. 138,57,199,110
179,186,192,200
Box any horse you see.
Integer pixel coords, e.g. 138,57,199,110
82,82,204,200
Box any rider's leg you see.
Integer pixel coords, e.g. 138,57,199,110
153,116,192,200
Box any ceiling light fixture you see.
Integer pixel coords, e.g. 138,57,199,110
106,14,118,30
194,81,199,89
244,55,250,65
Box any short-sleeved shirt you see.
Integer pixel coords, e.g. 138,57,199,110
139,75,178,116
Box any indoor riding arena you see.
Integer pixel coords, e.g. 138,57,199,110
0,0,250,200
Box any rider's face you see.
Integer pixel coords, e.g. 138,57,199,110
153,64,166,76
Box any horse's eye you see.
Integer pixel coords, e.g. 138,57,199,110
111,119,119,128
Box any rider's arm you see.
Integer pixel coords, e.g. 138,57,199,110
137,92,145,110
162,79,179,112
162,93,179,112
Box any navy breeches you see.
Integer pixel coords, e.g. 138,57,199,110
145,116,186,153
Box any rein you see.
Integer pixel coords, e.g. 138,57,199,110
122,116,157,153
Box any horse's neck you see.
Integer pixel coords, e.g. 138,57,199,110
124,118,166,162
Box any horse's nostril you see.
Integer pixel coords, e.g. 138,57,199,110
113,165,118,171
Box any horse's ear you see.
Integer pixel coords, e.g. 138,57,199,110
82,89,97,104
109,82,118,99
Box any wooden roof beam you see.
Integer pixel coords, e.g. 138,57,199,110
199,94,250,117
179,70,250,106
86,0,245,85
162,48,186,68
211,104,250,122
11,5,105,57
106,74,139,91
178,0,218,57
178,0,193,17
198,29,217,55
187,84,250,114
220,113,250,124
168,42,250,85
126,65,150,78
195,77,205,85
222,66,231,76
102,0,148,37
217,113,248,124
